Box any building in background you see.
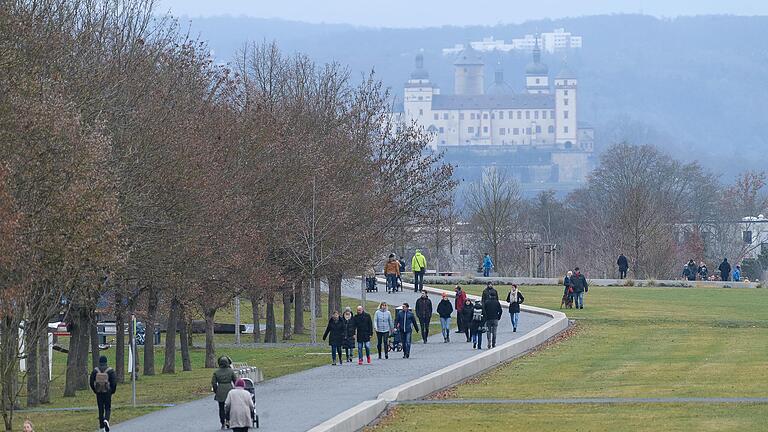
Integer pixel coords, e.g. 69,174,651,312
394,40,594,191
442,28,582,55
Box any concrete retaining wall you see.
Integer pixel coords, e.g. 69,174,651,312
312,280,568,432
422,275,761,289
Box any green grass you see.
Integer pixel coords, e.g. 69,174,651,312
369,403,768,432
371,284,768,431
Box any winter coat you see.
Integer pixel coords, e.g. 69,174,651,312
437,299,454,318
384,259,401,276
698,265,709,280
89,366,117,395
352,312,373,342
617,255,629,270
415,297,433,320
455,290,468,311
374,309,394,333
395,310,419,334
341,316,356,348
572,273,588,293
506,290,525,314
563,276,573,296
411,251,427,272
483,298,503,321
481,286,499,304
685,262,698,281
719,260,732,278
399,259,406,273
460,301,474,324
322,317,345,346
733,268,741,281
224,388,254,428
482,255,494,270
469,303,485,332
211,367,236,402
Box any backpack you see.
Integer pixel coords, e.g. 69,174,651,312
94,367,111,393
472,308,483,322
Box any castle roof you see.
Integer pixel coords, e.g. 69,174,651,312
431,93,554,110
556,65,577,79
453,44,484,66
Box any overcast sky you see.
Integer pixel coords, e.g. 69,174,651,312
157,0,768,27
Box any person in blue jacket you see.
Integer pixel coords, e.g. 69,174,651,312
482,253,494,277
395,303,420,359
733,264,741,282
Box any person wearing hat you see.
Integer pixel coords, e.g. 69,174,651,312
89,355,117,432
212,355,237,429
436,292,454,343
225,378,255,432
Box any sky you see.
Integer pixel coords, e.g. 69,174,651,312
157,0,768,27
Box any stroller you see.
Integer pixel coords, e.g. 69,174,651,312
242,378,260,428
390,330,403,352
365,276,378,292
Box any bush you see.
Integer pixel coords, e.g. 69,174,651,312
624,279,635,287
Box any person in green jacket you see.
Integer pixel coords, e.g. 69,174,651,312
411,250,427,292
211,356,236,429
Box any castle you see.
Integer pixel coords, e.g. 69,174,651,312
395,40,594,188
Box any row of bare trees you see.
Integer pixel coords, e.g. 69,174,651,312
0,1,453,429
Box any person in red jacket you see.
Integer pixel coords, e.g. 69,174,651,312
454,285,467,334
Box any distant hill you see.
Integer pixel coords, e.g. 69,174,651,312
182,14,768,179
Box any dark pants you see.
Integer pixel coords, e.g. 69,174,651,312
722,274,730,281
97,392,112,429
232,428,249,432
483,267,491,277
619,268,627,279
376,331,390,357
331,344,342,363
456,312,463,333
418,317,430,342
386,274,398,292
400,331,413,357
414,270,424,291
218,400,226,425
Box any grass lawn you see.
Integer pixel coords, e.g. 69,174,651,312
370,284,768,431
14,292,378,432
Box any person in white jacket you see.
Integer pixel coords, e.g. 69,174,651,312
373,302,394,359
225,379,254,432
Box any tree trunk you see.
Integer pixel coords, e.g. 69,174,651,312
143,286,159,376
77,308,91,390
314,277,322,318
203,309,216,368
282,290,293,340
89,312,99,369
178,305,192,372
250,290,261,343
263,293,276,343
1,317,20,431
162,298,179,374
25,322,39,407
114,289,125,383
293,281,304,334
38,328,50,404
63,309,81,397
328,274,343,317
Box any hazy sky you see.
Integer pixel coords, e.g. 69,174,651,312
158,0,768,27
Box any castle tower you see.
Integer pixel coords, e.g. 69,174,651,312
488,62,513,95
454,44,484,95
554,62,577,146
525,36,549,94
404,51,438,123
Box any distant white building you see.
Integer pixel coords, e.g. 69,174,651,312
442,28,582,55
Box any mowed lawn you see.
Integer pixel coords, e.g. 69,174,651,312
370,285,768,431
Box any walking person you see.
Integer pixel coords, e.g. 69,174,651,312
454,285,468,334
617,254,629,279
460,298,474,342
384,254,400,293
398,256,407,291
698,262,709,281
411,249,427,292
481,282,498,304
733,264,741,282
341,308,355,362
22,420,34,432
322,311,344,365
90,355,117,432
572,267,588,309
211,356,236,429
684,259,697,281
352,305,373,365
563,270,574,308
224,379,255,432
415,291,433,343
483,291,502,348
505,284,525,332
719,258,732,281
395,303,419,358
482,253,494,277
374,302,394,359
436,292,454,343
469,300,485,349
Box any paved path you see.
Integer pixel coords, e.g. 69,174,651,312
404,397,768,405
113,280,549,432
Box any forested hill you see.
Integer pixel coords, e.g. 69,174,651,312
184,14,768,179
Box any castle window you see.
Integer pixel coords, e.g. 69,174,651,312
439,127,445,133
443,113,449,120
483,126,489,133
434,113,439,120
551,110,555,118
500,128,506,135
564,98,569,106
564,90,569,96
525,111,530,120
513,128,519,135
564,111,569,119
542,111,547,119
564,126,569,133
491,113,495,119
526,127,532,135
534,111,539,120
419,109,423,116
470,113,476,120
499,111,504,119
459,113,465,120
548,125,555,133
418,96,423,101
468,127,474,133
536,125,542,133
483,113,488,120
535,78,540,84
517,111,522,120
508,111,514,118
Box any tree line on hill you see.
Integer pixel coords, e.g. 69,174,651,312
0,0,453,427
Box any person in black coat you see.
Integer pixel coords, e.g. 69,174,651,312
341,309,356,362
468,301,486,349
719,258,731,281
322,311,345,365
459,298,474,342
415,292,433,344
481,282,498,304
483,295,503,349
352,306,373,364
572,267,588,309
436,293,454,343
617,254,629,279
505,285,525,332
90,355,117,432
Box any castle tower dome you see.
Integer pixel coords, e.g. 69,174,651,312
525,35,550,94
